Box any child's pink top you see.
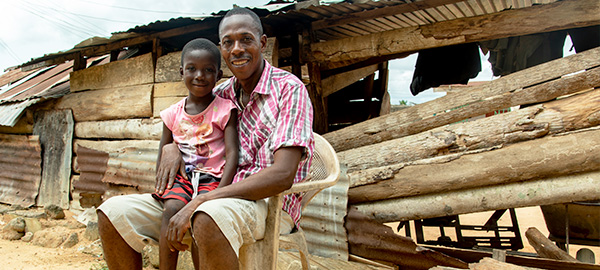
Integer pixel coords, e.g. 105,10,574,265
160,96,236,178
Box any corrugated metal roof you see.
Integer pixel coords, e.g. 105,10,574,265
0,134,42,207
14,0,561,70
0,56,107,127
264,0,559,41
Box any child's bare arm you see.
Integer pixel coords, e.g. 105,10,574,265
155,123,185,194
219,110,239,188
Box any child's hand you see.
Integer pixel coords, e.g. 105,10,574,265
156,143,187,194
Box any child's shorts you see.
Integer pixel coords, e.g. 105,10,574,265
152,172,220,204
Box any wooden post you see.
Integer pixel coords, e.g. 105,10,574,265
73,52,86,71
308,62,328,133
363,73,375,120
525,227,578,262
33,110,74,209
292,34,302,79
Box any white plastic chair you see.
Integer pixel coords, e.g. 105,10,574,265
239,133,341,270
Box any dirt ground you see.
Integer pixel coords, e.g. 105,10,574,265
0,206,598,269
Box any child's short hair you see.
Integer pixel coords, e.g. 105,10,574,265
181,38,221,68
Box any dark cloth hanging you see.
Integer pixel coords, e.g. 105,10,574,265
568,25,600,53
479,30,567,77
409,42,481,96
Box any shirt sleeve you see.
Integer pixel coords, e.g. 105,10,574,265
272,75,314,153
160,98,184,132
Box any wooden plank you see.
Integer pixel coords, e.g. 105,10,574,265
154,81,188,97
310,0,600,69
277,250,390,270
56,84,153,122
73,139,159,154
430,245,600,270
33,110,73,209
70,53,154,91
153,96,185,117
340,89,600,174
349,128,600,203
323,47,600,152
353,169,600,223
74,118,163,140
322,64,378,97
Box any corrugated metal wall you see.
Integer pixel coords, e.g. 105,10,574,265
0,134,42,207
301,166,349,260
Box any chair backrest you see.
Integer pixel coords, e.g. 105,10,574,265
299,133,341,210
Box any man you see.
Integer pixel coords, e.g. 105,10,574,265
97,7,314,270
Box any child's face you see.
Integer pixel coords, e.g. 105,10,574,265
180,49,222,98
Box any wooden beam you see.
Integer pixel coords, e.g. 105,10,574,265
310,0,600,68
56,84,153,122
430,245,600,270
312,0,464,30
348,128,600,204
74,118,163,140
70,53,154,92
308,62,328,133
322,64,378,97
323,46,600,152
354,169,600,223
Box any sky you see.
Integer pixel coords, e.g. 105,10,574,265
0,0,572,105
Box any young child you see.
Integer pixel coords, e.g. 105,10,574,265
152,38,238,269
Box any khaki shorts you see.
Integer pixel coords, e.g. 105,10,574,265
97,193,294,257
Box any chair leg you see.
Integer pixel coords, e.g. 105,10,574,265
280,228,311,270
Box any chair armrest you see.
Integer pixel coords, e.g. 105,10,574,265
281,175,339,195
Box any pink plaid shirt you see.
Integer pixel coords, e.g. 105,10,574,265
213,60,314,226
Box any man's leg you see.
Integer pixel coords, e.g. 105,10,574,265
98,210,143,270
192,212,239,270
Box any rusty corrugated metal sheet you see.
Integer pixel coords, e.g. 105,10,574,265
0,134,42,207
75,145,157,194
300,165,349,260
346,207,468,270
0,56,107,127
0,68,37,88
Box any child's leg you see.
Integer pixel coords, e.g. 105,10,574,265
160,199,186,270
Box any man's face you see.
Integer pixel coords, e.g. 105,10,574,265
219,14,266,82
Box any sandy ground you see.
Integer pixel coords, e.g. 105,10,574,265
0,238,103,270
0,206,597,269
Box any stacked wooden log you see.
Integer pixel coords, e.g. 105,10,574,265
324,47,600,268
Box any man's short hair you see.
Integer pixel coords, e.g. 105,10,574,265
219,7,263,36
181,38,221,68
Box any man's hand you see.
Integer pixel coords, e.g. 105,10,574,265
166,202,197,251
155,143,187,194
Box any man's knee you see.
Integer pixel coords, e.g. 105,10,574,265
191,212,218,234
